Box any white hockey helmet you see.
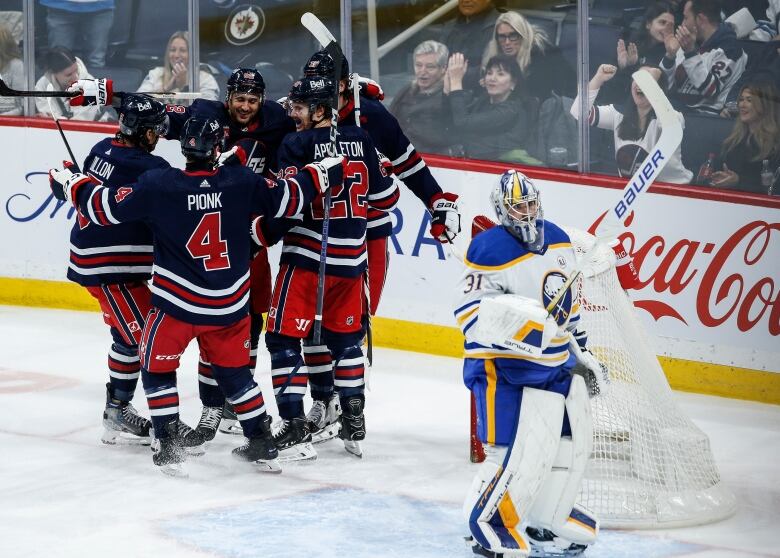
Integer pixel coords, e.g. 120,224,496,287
491,169,544,250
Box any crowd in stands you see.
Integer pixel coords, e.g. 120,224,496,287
0,0,777,195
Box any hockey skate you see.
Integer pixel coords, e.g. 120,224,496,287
218,402,243,435
150,418,206,457
151,421,188,478
339,397,365,458
272,416,316,462
306,393,341,444
196,405,224,442
526,527,588,557
101,384,151,446
232,415,282,473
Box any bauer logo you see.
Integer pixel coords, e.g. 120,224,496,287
614,149,664,220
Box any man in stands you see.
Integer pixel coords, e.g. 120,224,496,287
389,40,452,155
661,0,748,114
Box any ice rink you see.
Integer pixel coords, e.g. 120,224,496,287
1,304,778,558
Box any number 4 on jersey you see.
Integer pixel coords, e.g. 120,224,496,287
186,212,230,271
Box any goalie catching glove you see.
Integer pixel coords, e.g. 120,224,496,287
473,294,559,358
67,78,114,107
429,192,460,242
49,164,95,205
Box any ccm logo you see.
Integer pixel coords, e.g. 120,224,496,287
614,149,664,220
155,353,183,360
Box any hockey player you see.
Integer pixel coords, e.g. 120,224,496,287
66,69,295,439
454,170,602,557
299,50,461,443
49,115,345,476
66,94,171,446
263,76,400,460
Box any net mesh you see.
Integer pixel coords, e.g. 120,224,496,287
565,227,736,528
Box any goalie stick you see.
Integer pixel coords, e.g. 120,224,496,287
468,69,682,462
0,78,202,100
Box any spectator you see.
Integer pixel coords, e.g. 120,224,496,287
661,0,748,115
571,64,693,184
600,2,677,104
440,0,502,91
40,0,114,71
0,23,23,115
389,40,451,154
481,10,576,99
711,83,780,194
723,36,780,111
35,46,112,121
445,53,534,162
138,31,220,103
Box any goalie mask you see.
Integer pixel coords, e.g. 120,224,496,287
492,170,544,251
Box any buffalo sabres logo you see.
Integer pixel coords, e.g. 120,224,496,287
542,271,575,326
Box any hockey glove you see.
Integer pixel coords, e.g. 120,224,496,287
49,166,96,205
610,238,640,290
356,75,384,101
67,79,114,107
303,155,346,194
217,144,248,167
430,192,461,242
571,346,610,397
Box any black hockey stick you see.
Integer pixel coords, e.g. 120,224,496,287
0,78,201,100
301,12,343,346
46,85,81,172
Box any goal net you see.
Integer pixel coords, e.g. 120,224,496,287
469,223,736,528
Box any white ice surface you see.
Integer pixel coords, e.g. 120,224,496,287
0,305,778,558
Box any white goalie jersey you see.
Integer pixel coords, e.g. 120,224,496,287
454,221,582,368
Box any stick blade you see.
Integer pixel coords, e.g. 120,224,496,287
301,12,336,47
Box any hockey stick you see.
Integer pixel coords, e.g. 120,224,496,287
0,78,201,100
46,84,81,172
301,11,343,346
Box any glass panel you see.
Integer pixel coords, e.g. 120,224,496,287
0,0,24,116
353,0,580,169
30,0,188,119
198,0,339,103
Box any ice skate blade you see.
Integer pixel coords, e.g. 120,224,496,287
158,463,188,478
343,440,362,458
218,419,243,435
311,422,341,444
184,444,206,457
277,442,317,463
101,428,151,446
464,536,511,558
253,458,282,474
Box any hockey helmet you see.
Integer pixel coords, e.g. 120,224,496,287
180,117,224,160
117,94,169,137
225,67,265,103
288,76,335,118
491,170,545,250
302,49,349,81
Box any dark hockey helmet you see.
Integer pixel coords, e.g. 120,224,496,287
180,117,224,160
302,49,349,81
225,67,266,103
117,94,169,137
288,76,335,117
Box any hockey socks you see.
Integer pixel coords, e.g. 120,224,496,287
107,340,141,403
303,343,334,401
213,364,269,438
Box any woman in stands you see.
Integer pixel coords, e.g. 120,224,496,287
571,63,693,184
0,23,23,115
138,31,219,103
35,46,113,121
600,2,677,104
711,83,780,194
445,53,535,163
481,10,575,100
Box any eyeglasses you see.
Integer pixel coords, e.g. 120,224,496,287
496,32,521,42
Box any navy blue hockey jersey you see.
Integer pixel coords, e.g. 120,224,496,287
339,97,443,239
67,137,170,286
73,164,324,325
165,98,295,176
276,125,400,277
